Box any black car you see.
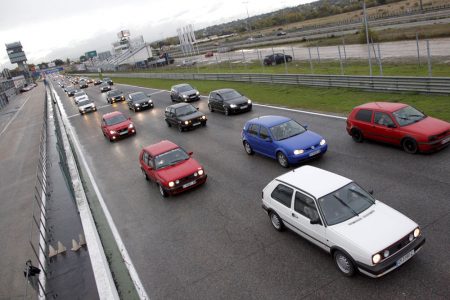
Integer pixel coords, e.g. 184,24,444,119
103,77,114,85
67,87,79,97
263,53,292,65
208,89,252,116
164,103,207,132
94,79,103,85
127,92,154,112
100,83,112,93
106,90,125,103
170,83,200,102
79,80,88,89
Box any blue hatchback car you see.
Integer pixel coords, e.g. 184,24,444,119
242,115,327,167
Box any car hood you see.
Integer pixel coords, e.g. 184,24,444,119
403,116,450,136
79,102,95,109
226,96,248,105
134,98,151,104
177,111,204,121
156,158,202,182
110,94,124,98
106,120,131,131
275,130,323,151
330,201,417,255
180,90,199,96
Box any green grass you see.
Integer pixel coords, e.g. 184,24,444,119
113,77,450,121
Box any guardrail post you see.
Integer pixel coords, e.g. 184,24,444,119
426,40,432,77
416,33,421,67
338,46,344,75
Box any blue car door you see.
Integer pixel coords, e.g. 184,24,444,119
245,124,260,152
257,125,277,159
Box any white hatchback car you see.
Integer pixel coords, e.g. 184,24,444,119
262,165,425,277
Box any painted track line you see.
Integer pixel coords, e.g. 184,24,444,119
51,84,149,299
0,94,32,138
117,84,347,120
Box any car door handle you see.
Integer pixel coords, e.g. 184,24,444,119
292,213,298,219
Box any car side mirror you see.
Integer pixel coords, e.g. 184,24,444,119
310,217,322,225
196,107,199,110
387,124,396,128
265,137,272,142
128,117,131,121
188,151,193,156
369,190,374,195
303,124,308,129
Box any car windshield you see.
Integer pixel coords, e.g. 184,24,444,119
221,90,242,101
318,182,375,226
175,105,197,116
104,78,111,81
74,92,86,97
131,93,147,101
154,148,189,169
176,85,194,93
269,120,306,141
105,114,127,126
392,106,426,126
109,90,122,96
78,99,92,106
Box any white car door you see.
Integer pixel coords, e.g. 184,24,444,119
289,191,330,251
269,183,294,224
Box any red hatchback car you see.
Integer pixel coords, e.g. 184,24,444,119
346,102,450,153
139,140,207,197
101,111,136,142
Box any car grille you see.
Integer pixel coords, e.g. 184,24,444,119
118,127,128,134
307,142,321,151
178,172,199,185
385,234,412,257
437,130,449,139
188,93,198,98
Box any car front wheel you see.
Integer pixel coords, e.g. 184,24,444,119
402,138,418,154
158,184,168,197
208,104,214,112
333,251,356,277
277,152,289,168
224,107,230,116
243,141,254,155
270,212,283,231
351,128,363,143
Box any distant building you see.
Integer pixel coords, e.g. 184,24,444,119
5,41,32,84
98,51,112,61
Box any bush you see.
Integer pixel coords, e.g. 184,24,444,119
359,25,379,43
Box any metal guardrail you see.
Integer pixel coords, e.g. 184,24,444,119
103,72,450,94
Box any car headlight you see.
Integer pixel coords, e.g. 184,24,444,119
247,99,252,104
175,180,180,184
383,250,390,258
183,95,188,98
196,91,199,95
293,149,304,155
128,124,134,129
109,130,116,135
413,228,420,238
198,169,204,175
135,103,140,106
168,181,175,187
230,104,237,108
148,100,153,103
201,115,206,120
320,139,326,146
372,253,381,264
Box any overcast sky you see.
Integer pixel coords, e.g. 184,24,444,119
0,0,313,69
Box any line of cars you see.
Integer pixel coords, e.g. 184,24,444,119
55,75,450,278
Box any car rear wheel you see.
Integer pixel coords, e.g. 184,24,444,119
142,170,149,181
270,212,283,231
166,120,172,127
351,128,363,143
243,141,254,155
333,251,355,277
158,184,168,198
402,138,418,154
224,107,230,116
277,152,289,168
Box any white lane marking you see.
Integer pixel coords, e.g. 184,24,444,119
117,84,347,120
148,90,167,96
0,94,32,138
51,84,149,299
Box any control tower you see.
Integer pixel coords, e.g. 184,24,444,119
5,41,31,83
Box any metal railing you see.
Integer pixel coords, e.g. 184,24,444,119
103,72,450,94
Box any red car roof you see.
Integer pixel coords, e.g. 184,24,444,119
103,111,124,119
144,140,179,156
356,102,408,112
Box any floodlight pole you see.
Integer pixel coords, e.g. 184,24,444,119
363,1,372,76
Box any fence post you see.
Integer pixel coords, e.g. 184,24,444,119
377,43,383,76
338,45,344,75
308,47,314,74
242,49,247,70
426,39,432,77
283,50,288,74
342,37,347,61
316,45,321,64
416,32,421,67
291,46,296,61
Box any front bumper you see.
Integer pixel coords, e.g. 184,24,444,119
356,235,425,278
79,106,97,114
110,96,125,103
109,128,136,140
287,144,328,164
181,119,207,129
229,104,252,114
134,103,154,111
166,175,207,195
419,135,450,152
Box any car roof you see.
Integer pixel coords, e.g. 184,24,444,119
168,103,192,109
246,115,291,127
275,166,352,199
143,140,179,156
355,102,408,112
173,83,192,89
211,88,236,94
103,111,124,119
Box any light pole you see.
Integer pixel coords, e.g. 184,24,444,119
242,1,252,34
362,1,372,76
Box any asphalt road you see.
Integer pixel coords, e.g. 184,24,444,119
53,80,450,299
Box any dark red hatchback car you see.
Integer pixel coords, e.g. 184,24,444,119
346,102,450,153
139,140,207,197
101,111,136,142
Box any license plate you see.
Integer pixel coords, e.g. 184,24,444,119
309,149,321,157
142,104,148,107
119,130,128,135
240,105,248,109
396,249,414,267
193,122,201,126
442,137,450,144
182,180,196,189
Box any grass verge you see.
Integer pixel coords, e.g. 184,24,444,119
114,77,450,121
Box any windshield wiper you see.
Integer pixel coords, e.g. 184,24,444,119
348,189,375,205
333,195,359,217
168,158,187,166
